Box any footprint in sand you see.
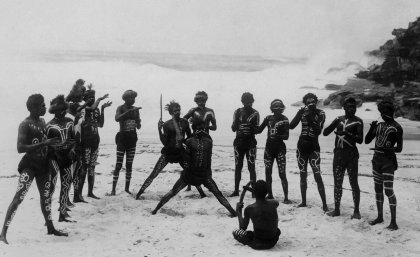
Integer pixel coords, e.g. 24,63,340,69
160,208,185,217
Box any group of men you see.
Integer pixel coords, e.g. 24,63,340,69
0,81,403,250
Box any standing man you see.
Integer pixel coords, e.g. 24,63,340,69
151,121,236,216
0,94,67,244
230,92,259,197
257,99,291,203
78,85,111,200
323,97,363,219
233,180,281,250
365,100,403,230
135,101,206,199
290,93,328,212
109,90,141,195
47,95,77,222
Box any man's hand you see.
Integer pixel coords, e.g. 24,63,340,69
236,202,244,211
99,94,109,101
370,120,378,129
101,101,112,109
44,138,60,146
158,119,164,130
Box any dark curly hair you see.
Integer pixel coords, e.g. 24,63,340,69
165,100,181,115
49,95,68,114
302,93,318,105
377,99,395,114
241,92,254,104
26,94,44,112
194,91,208,102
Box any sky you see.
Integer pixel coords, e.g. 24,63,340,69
0,0,420,59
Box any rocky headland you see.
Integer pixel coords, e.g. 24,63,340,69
323,17,420,121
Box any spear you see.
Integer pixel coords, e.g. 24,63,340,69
160,94,162,121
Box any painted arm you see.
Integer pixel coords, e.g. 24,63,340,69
158,120,168,145
231,109,239,132
323,117,340,136
208,112,217,131
290,108,304,129
365,121,377,144
256,116,268,134
17,122,58,153
236,203,250,230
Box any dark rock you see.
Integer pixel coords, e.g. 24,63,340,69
324,84,343,90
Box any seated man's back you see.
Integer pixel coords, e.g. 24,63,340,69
246,200,279,240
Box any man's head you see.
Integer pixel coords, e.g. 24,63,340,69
270,99,285,114
194,91,208,108
66,81,86,103
241,92,254,109
26,94,46,116
302,93,318,111
165,100,181,118
254,180,268,200
122,90,137,106
83,84,96,105
378,99,395,122
343,97,357,118
49,95,69,117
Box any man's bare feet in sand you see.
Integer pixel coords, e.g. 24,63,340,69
327,209,340,217
369,217,384,226
351,211,361,219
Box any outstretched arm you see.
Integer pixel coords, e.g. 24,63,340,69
98,101,112,128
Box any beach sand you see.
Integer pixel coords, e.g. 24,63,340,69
0,127,419,257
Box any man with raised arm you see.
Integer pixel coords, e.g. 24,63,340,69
109,90,141,195
290,93,328,212
229,92,259,197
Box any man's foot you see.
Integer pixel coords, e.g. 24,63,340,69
266,194,274,199
369,217,384,226
73,195,88,203
229,191,239,197
229,212,238,218
151,210,157,215
67,201,75,208
106,190,116,196
283,199,293,204
87,193,100,199
199,193,207,199
351,211,361,220
386,222,399,231
297,202,307,208
327,209,340,217
125,189,132,195
185,185,192,192
47,228,68,237
135,192,143,200
0,235,8,244
322,205,329,212
58,213,76,223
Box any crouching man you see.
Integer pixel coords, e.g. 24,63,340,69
233,180,281,250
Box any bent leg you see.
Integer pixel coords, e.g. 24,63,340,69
203,178,236,216
152,178,187,214
136,155,168,199
232,229,254,245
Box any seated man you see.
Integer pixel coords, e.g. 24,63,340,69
233,180,281,250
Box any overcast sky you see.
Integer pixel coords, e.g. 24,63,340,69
1,0,419,59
